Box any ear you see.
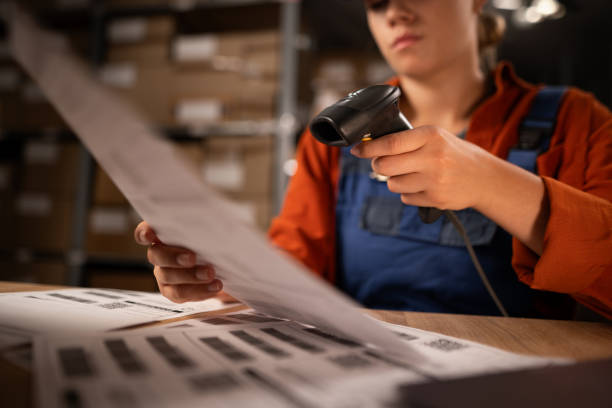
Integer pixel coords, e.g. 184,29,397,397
473,0,488,13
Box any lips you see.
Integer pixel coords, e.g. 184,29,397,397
391,33,423,50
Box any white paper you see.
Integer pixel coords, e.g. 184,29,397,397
33,312,562,408
0,288,238,335
8,5,419,361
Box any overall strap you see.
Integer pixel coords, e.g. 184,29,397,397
508,86,567,173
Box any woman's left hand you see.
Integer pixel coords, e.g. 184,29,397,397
350,125,491,211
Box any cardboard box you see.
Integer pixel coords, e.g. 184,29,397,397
201,135,274,195
100,63,174,124
0,259,68,285
20,141,81,196
15,193,74,252
107,41,170,65
107,16,175,44
92,166,129,206
86,205,147,260
171,30,281,63
0,92,25,130
0,65,23,94
100,63,278,125
174,66,279,105
87,268,157,292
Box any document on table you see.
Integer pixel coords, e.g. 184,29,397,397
0,288,238,335
33,311,561,408
7,6,417,360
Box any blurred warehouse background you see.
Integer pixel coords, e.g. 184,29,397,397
0,0,610,292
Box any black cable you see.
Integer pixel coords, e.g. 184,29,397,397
443,210,509,317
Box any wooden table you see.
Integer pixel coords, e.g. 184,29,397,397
2,282,612,408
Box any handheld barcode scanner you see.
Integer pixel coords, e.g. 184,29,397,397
309,85,443,224
309,85,510,317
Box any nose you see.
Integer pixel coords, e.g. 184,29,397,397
385,0,417,26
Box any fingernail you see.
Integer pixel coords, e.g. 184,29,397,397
139,230,148,244
177,253,193,266
195,267,211,281
207,282,221,292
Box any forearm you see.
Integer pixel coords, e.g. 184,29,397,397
473,153,550,255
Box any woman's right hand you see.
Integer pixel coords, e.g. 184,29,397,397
134,221,223,303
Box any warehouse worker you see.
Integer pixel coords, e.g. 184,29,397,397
135,0,612,319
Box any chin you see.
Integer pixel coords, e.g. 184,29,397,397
388,58,434,78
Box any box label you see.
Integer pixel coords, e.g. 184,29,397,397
204,151,245,191
90,208,129,235
172,35,219,62
175,99,223,124
24,142,60,164
99,63,137,89
108,18,147,44
16,194,52,216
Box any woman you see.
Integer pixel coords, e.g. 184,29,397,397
134,0,612,318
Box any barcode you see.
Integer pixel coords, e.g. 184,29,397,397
99,302,131,309
328,353,373,370
425,338,468,352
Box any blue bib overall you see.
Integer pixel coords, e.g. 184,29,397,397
335,87,566,316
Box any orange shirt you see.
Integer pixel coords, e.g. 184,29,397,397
268,62,612,319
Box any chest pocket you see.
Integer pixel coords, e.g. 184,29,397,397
359,194,497,247
340,148,498,248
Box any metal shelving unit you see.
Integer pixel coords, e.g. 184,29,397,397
11,0,302,286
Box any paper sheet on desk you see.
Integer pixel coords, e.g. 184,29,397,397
7,6,419,361
0,288,237,335
33,311,561,408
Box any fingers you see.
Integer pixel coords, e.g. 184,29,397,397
371,150,428,177
216,291,240,304
134,221,160,246
399,192,432,208
350,126,435,158
153,264,215,285
158,280,223,304
386,173,427,195
147,243,196,268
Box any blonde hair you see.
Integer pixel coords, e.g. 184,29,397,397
478,11,506,71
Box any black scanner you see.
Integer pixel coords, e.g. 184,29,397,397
309,85,443,224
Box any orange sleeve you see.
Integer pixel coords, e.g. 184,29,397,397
512,90,612,318
267,130,340,283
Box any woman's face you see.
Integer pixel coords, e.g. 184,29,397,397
365,0,484,78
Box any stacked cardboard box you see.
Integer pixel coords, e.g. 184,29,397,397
0,258,68,285
90,134,275,240
14,140,80,252
310,52,394,118
88,165,147,259
99,14,281,127
193,135,274,231
87,267,158,292
0,63,68,131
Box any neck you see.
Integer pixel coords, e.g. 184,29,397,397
398,53,486,135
